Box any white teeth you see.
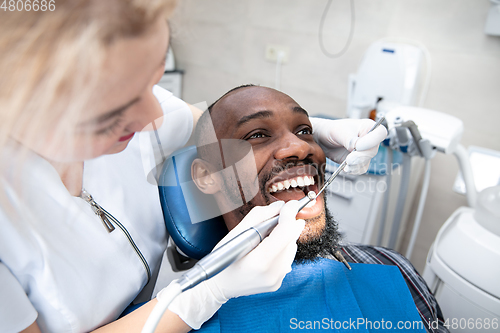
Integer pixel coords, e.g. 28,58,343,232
268,175,316,193
297,177,305,187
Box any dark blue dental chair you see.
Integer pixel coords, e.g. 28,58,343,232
158,145,228,264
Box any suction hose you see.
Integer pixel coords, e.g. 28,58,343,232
141,282,182,333
377,148,393,246
405,158,431,260
388,153,411,249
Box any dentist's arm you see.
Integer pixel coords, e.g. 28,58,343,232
19,307,191,333
92,301,191,333
20,322,42,333
310,118,388,175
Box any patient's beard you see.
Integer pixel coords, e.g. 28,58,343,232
294,201,341,263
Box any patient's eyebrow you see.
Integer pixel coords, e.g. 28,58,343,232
293,106,309,117
236,110,273,127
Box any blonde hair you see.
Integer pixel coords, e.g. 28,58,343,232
0,0,177,162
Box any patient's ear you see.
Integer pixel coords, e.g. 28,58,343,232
191,158,220,194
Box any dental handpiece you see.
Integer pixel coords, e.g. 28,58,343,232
175,193,316,292
175,117,385,292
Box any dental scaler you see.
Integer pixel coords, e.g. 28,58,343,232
174,117,385,294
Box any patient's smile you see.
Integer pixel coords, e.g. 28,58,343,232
266,166,317,194
267,175,315,193
264,165,324,220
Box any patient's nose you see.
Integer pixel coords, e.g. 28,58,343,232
274,132,312,161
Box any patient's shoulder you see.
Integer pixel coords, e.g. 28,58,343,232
340,244,411,266
339,244,448,333
339,244,429,300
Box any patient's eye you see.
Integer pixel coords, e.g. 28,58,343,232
246,131,269,140
297,126,312,135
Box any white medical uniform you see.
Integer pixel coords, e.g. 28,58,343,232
0,86,192,333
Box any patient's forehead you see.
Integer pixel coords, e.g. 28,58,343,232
210,86,303,138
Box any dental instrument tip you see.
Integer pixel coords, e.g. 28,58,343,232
334,250,352,271
307,191,316,200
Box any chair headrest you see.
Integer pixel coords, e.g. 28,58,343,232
158,146,228,260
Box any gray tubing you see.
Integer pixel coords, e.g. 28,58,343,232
377,148,393,246
405,158,431,259
388,153,411,249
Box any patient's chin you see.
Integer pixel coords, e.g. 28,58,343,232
295,205,341,263
297,212,326,244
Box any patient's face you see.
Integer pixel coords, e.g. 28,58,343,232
209,86,328,243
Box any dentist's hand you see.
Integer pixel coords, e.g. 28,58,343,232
162,200,305,329
310,118,387,174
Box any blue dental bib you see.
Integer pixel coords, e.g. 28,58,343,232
197,258,426,332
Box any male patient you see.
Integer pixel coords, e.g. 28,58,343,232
188,85,448,332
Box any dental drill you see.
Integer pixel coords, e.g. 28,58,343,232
141,118,385,333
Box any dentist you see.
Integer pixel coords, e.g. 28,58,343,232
0,1,385,333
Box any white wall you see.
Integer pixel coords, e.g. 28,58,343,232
170,0,500,272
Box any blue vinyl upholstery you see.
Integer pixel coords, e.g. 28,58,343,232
158,146,228,260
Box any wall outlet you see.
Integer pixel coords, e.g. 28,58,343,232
265,44,289,63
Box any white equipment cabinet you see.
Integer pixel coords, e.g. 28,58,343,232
347,41,426,119
324,172,384,244
423,186,500,332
